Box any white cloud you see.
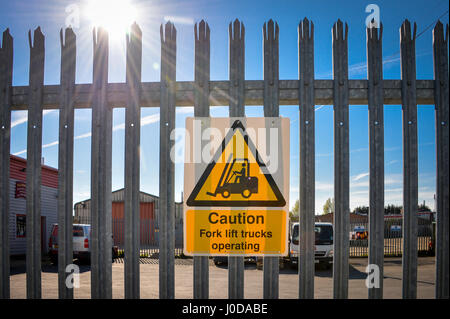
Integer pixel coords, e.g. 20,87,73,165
75,132,92,140
353,172,369,182
351,180,369,188
318,51,429,78
12,149,26,156
315,181,333,191
315,105,326,112
11,111,28,128
164,16,194,25
141,113,160,126
12,108,195,156
385,187,402,193
316,152,332,158
11,110,57,128
385,174,402,185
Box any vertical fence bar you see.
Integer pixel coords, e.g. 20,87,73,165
159,22,176,299
332,20,349,299
194,20,210,117
58,28,76,299
26,27,45,299
298,18,315,299
263,19,279,299
263,20,279,119
433,21,449,299
124,23,142,299
91,27,112,299
400,20,418,299
229,19,245,118
193,20,210,299
0,29,13,300
228,19,245,299
367,24,384,299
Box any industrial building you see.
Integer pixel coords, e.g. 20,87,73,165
73,189,184,249
8,155,58,256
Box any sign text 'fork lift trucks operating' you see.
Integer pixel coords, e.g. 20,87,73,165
183,118,289,256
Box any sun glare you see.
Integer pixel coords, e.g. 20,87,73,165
85,0,138,38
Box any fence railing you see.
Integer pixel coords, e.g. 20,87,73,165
111,218,183,250
110,218,433,258
0,18,448,300
348,219,434,257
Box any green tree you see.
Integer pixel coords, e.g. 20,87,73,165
384,204,402,215
418,202,431,212
290,199,299,221
323,198,334,215
352,206,369,215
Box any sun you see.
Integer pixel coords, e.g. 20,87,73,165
85,0,138,39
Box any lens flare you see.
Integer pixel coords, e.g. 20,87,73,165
85,0,138,38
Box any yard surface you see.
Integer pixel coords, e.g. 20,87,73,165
9,256,436,299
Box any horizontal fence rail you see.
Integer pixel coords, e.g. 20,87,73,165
8,80,436,110
0,18,448,300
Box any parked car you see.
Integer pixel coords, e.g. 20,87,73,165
213,256,228,265
350,225,368,240
289,222,334,268
48,223,118,264
213,256,258,266
390,224,402,238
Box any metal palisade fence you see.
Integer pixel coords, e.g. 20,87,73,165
0,18,449,300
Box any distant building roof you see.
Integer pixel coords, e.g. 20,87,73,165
10,154,58,188
315,211,435,224
74,188,183,208
315,212,368,223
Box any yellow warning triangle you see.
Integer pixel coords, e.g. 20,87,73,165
187,120,286,207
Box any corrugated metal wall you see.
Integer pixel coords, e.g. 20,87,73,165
9,179,57,255
74,189,184,249
74,188,183,225
7,156,59,256
111,201,154,219
112,202,156,246
10,155,58,189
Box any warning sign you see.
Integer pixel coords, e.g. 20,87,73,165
186,120,285,207
183,117,289,256
185,210,287,255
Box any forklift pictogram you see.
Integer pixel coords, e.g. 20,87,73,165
186,119,286,207
206,155,258,199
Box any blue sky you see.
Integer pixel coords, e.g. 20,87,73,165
1,0,448,213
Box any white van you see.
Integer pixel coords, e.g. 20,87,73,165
289,222,334,268
48,223,118,264
49,224,92,264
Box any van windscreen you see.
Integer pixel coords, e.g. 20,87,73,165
315,225,333,245
292,225,299,241
291,225,333,245
73,226,84,237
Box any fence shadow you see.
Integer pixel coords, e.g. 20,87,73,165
10,257,92,275
282,264,367,280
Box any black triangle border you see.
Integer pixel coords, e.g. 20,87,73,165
186,120,286,207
